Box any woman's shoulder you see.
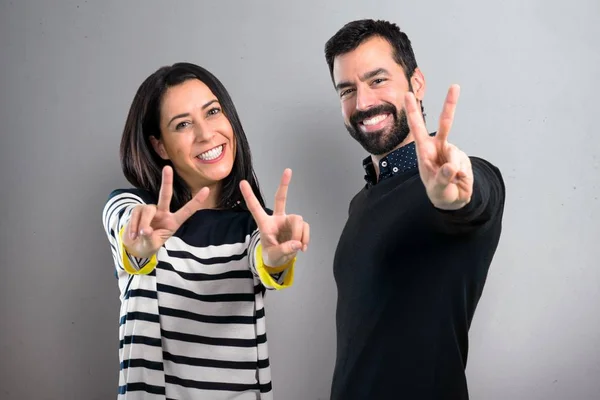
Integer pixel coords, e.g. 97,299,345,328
105,188,157,205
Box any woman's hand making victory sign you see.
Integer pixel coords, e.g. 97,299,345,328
240,169,310,268
123,166,211,258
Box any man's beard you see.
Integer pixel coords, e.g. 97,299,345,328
345,103,410,156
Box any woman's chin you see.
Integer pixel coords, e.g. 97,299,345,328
195,164,233,185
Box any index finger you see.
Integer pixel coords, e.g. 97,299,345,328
273,168,292,215
437,84,460,143
173,187,210,227
404,91,430,146
157,166,173,212
240,180,268,224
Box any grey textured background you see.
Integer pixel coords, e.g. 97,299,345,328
1,0,598,399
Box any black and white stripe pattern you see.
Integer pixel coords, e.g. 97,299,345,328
102,189,289,399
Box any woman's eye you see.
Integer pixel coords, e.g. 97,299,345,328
207,107,221,116
175,121,190,130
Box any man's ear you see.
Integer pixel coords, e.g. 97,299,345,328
149,136,169,160
410,67,426,102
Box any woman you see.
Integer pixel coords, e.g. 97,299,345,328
101,62,309,400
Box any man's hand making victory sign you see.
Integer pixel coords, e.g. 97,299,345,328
405,84,474,211
240,169,310,268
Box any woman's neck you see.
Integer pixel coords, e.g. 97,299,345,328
191,182,221,209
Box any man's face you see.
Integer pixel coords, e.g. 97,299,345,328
332,36,423,156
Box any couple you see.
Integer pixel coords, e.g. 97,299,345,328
102,19,506,400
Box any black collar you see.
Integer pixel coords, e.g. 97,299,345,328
362,141,419,186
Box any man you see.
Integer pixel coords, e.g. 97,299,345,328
324,19,506,399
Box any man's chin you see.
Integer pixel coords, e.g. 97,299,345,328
361,134,396,155
365,145,394,156
347,124,408,154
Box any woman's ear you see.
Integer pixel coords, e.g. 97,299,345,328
149,136,169,160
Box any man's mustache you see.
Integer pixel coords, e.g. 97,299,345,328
350,103,397,126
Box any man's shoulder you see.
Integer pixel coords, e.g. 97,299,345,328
348,184,368,211
469,155,502,172
468,155,505,190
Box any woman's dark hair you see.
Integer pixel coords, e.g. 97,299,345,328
119,62,265,211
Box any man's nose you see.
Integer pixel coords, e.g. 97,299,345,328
356,86,377,111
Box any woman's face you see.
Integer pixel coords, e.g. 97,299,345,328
151,79,236,196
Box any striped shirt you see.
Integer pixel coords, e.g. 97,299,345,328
102,188,294,400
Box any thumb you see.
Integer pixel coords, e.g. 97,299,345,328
280,240,302,255
434,163,457,188
263,240,302,267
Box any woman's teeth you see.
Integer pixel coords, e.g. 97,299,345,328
197,145,223,161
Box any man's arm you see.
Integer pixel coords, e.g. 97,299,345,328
434,156,506,234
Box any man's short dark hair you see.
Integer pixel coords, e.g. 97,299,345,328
325,19,419,83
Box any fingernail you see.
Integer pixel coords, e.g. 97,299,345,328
139,229,145,237
130,231,136,240
442,166,452,178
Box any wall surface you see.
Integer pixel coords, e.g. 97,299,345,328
1,0,598,399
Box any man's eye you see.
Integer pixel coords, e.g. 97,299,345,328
340,88,355,97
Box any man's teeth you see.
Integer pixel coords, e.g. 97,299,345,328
362,114,388,126
197,145,223,161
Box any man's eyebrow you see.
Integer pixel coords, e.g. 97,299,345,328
335,68,390,92
335,80,353,92
361,68,389,81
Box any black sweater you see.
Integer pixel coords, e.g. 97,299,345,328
330,156,506,400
